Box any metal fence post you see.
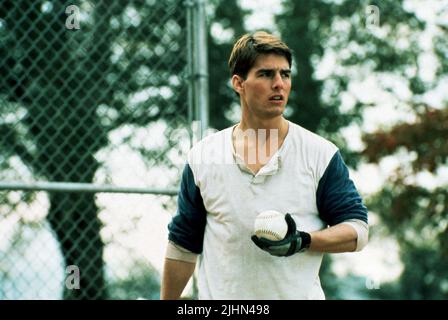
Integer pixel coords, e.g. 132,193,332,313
184,0,209,299
193,0,209,138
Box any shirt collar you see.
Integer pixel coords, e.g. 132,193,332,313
230,122,290,183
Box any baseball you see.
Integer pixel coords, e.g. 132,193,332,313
254,210,288,241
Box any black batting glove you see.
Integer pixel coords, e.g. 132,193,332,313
251,213,311,257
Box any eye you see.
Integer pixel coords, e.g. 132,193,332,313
281,71,291,79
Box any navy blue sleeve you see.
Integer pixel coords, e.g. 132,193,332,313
168,163,207,254
316,151,368,226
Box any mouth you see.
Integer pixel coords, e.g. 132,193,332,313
268,94,284,104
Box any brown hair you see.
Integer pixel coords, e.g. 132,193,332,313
228,31,292,79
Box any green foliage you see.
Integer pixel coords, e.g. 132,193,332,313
370,246,448,300
276,0,424,168
207,0,248,130
107,260,161,300
361,4,448,299
320,255,371,300
364,107,448,300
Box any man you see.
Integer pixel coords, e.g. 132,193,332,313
161,31,368,300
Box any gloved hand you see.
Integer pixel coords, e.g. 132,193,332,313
251,213,311,257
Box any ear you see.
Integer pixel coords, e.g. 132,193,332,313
231,75,244,95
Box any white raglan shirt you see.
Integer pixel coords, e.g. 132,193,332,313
168,121,368,299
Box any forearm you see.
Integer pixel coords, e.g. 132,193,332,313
160,258,196,300
309,223,357,253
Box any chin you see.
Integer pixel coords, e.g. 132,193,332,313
261,109,284,119
269,105,285,114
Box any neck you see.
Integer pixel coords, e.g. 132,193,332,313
238,115,288,139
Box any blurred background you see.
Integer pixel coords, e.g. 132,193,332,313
0,0,447,300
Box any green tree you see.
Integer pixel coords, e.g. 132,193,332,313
207,0,247,130
363,107,448,299
107,260,161,300
361,3,448,299
277,0,425,166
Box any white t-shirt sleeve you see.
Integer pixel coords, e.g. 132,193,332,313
341,219,369,251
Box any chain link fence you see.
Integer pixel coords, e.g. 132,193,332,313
0,0,208,299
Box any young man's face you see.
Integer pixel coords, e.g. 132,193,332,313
233,53,291,120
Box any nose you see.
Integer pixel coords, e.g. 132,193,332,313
272,72,285,90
